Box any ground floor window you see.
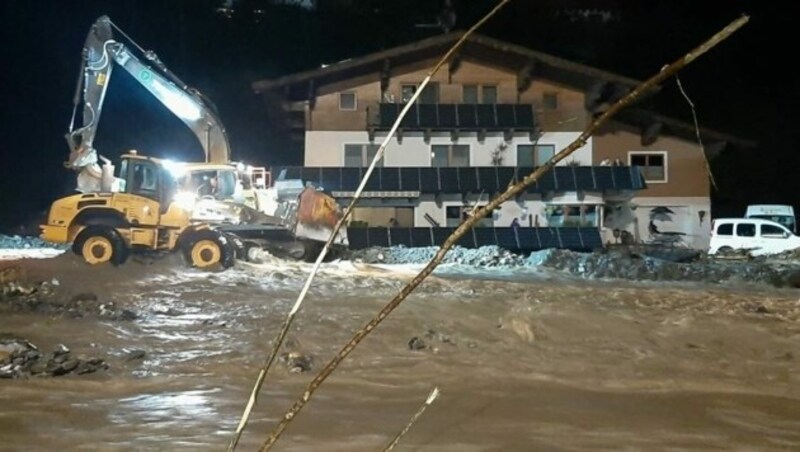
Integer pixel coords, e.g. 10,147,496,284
545,205,598,227
445,204,493,227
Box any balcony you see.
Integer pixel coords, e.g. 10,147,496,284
274,166,647,195
367,103,536,132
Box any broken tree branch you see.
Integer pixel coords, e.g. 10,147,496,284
258,14,748,451
383,387,441,452
676,75,718,190
227,1,513,450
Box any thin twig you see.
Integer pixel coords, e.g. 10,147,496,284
227,1,513,449
383,387,441,452
259,14,749,452
676,75,718,190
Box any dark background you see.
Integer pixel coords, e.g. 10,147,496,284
0,0,792,233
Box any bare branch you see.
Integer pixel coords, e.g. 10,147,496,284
383,387,441,452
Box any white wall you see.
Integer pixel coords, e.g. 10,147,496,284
305,130,593,167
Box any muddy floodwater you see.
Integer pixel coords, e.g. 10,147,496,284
1,253,800,451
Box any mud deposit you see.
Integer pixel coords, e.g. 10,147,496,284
1,252,799,451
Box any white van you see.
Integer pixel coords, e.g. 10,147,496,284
745,204,796,233
709,218,800,256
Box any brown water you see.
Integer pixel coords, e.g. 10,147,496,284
1,254,800,451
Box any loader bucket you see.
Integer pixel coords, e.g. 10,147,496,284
294,187,349,246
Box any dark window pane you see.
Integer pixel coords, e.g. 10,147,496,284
761,224,786,237
401,85,416,103
419,83,439,104
543,92,558,110
535,145,556,166
517,145,534,167
463,85,478,104
344,145,363,167
431,145,448,167
339,92,356,110
482,85,498,104
716,223,733,235
736,223,756,237
451,145,470,167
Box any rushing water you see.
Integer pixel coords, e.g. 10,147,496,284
1,254,799,451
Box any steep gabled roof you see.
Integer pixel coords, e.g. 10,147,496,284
252,31,642,97
252,31,755,152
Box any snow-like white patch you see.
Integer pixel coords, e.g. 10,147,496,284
0,248,65,260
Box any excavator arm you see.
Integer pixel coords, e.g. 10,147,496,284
67,16,230,191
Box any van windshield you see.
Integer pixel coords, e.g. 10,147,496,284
749,215,795,231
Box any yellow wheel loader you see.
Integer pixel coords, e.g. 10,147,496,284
42,153,238,269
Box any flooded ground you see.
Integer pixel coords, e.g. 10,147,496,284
1,252,800,451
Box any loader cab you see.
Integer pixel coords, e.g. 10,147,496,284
118,154,177,213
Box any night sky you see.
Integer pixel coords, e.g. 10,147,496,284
0,0,793,233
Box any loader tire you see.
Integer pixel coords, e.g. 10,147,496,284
183,230,235,270
73,226,128,266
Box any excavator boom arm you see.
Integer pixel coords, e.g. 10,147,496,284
66,16,230,180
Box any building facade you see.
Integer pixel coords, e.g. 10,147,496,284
254,32,750,251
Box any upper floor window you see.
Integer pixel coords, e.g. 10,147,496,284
344,144,381,167
431,144,470,167
517,144,556,167
462,85,498,104
401,83,439,104
629,151,667,183
482,85,498,104
339,92,357,111
543,92,559,110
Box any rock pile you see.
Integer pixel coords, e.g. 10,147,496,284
1,270,137,320
346,245,800,287
0,337,108,379
0,235,65,250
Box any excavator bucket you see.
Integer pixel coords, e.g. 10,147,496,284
294,187,349,246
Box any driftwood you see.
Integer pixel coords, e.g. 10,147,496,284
256,14,748,451
383,387,441,452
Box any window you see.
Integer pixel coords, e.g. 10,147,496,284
402,83,439,104
736,223,756,237
339,92,357,111
761,224,787,238
344,144,381,167
629,152,667,183
481,85,498,104
431,144,470,167
716,223,733,236
401,85,416,103
463,85,478,104
462,84,497,104
545,205,598,227
535,144,555,166
517,144,556,167
445,204,493,227
543,92,558,110
419,83,439,104
517,145,534,167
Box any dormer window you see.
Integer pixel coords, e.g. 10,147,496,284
339,92,357,111
543,92,558,110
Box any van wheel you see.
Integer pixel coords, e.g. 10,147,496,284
716,246,734,254
73,226,128,265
